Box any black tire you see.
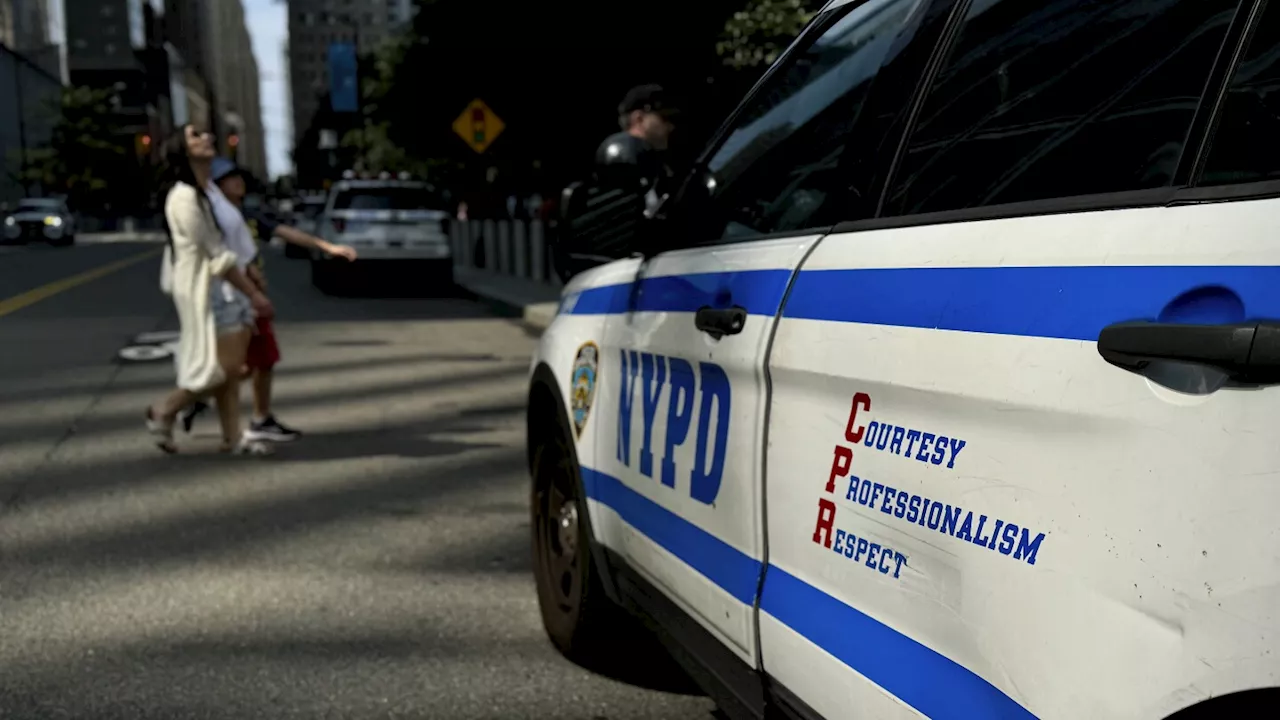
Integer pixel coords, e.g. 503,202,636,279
530,416,631,666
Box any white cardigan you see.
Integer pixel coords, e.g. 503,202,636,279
162,183,240,393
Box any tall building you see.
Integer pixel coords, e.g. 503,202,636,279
0,1,10,47
163,0,210,130
65,0,170,142
1,0,67,81
198,0,265,179
60,0,174,213
287,0,401,169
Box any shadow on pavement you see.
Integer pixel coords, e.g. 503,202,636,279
0,361,530,448
0,349,515,405
2,445,528,571
4,392,529,511
268,419,514,463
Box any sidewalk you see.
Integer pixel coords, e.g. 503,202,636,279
454,267,560,333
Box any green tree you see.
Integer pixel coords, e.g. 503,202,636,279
717,0,819,69
21,86,128,210
340,34,430,176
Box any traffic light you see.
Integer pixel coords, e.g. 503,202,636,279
228,133,240,149
135,133,152,157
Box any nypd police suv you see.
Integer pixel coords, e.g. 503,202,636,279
311,171,453,292
525,0,1280,718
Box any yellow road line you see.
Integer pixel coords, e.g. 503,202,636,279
0,247,163,318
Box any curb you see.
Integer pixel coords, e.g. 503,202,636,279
454,276,558,336
78,232,167,244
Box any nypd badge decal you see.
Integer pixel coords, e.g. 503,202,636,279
570,342,599,438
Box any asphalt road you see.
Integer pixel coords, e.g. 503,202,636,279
0,240,717,719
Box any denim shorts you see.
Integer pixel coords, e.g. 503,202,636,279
211,283,254,332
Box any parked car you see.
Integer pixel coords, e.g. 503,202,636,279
310,173,453,293
285,194,327,258
2,198,76,247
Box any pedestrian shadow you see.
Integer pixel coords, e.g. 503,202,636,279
266,402,526,464
270,425,506,463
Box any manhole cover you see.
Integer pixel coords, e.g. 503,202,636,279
117,340,178,362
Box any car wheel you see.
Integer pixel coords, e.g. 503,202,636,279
530,412,632,666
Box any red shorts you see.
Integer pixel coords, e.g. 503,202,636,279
246,317,281,370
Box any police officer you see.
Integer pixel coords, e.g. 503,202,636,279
552,85,681,283
594,84,679,215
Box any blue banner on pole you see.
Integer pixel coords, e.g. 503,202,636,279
329,43,358,113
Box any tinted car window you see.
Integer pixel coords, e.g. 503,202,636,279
698,0,931,240
885,0,1240,216
18,199,62,211
1201,1,1280,185
332,186,443,211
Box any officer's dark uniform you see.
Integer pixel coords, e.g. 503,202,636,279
553,85,679,282
592,84,677,204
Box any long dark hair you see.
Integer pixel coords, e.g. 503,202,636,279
161,123,221,258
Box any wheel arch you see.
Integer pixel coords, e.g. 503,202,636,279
526,362,621,602
1162,688,1279,719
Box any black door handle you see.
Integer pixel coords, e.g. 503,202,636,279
1097,320,1280,383
695,306,747,339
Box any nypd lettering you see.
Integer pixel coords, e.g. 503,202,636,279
616,349,731,506
811,391,1048,570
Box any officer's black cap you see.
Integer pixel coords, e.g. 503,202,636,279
618,84,680,119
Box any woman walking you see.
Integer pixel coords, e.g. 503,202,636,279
144,124,274,455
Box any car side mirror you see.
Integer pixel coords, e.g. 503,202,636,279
550,181,649,281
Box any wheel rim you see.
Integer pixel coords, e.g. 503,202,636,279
538,448,582,615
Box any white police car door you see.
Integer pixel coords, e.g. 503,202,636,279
762,1,1279,718
589,0,945,673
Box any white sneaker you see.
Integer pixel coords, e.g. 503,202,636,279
231,436,274,456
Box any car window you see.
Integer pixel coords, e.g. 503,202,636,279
697,0,931,240
884,0,1240,216
332,186,442,211
18,200,61,211
1200,0,1280,185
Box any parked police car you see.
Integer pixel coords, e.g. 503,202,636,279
527,0,1280,718
284,192,328,258
310,171,452,292
2,197,76,247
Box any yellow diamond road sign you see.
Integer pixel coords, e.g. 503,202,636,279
453,99,504,154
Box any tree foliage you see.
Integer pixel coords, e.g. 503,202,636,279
340,34,433,176
20,86,127,208
717,0,818,69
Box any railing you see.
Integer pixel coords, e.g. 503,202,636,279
448,219,565,290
